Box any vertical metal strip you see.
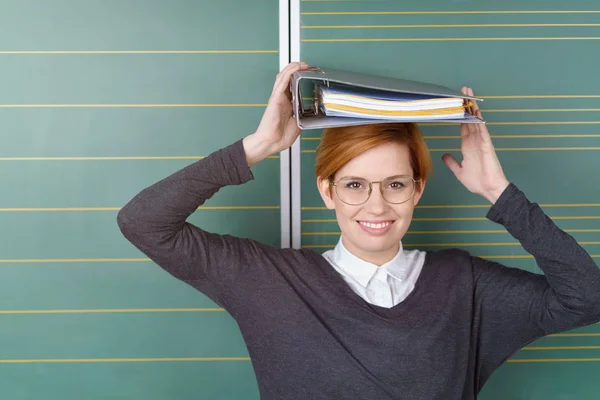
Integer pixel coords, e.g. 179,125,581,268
279,0,292,248
290,0,302,249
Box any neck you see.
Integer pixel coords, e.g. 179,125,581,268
341,236,400,266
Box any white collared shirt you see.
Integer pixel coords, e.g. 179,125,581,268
322,238,426,308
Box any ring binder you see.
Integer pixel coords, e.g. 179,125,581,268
291,66,485,130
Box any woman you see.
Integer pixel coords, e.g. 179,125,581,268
118,62,600,399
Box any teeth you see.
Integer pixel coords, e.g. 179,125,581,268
359,221,392,229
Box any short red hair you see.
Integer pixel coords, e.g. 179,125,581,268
314,122,432,190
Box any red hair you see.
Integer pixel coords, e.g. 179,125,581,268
314,122,432,190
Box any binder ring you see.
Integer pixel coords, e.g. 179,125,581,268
307,66,324,73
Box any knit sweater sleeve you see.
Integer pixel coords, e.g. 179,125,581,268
472,183,600,385
116,139,275,309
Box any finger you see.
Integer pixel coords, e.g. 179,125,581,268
441,154,462,177
271,65,304,100
272,62,303,89
273,62,308,95
461,86,475,116
272,62,301,91
476,118,494,146
280,61,308,76
465,87,491,139
467,87,480,115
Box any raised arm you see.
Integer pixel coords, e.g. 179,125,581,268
443,88,600,384
117,62,309,307
473,182,600,384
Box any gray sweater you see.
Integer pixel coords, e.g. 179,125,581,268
117,139,600,400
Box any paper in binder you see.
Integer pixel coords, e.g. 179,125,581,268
291,66,484,130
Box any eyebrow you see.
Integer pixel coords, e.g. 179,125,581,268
337,174,413,181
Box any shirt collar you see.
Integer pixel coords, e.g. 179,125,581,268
329,237,407,286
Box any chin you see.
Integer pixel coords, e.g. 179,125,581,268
351,223,403,253
360,237,400,254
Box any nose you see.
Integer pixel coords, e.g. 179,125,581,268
363,185,387,215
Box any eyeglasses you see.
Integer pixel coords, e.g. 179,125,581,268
329,175,419,206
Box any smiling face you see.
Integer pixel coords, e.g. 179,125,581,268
317,141,425,266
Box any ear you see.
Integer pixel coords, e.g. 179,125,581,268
412,180,426,206
317,177,336,210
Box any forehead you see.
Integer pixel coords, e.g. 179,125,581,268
336,141,412,179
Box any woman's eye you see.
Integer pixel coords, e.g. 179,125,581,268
345,181,365,190
388,181,406,189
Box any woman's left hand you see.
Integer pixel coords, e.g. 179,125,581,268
442,87,510,204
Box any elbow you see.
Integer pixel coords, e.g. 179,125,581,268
117,201,146,244
116,204,158,255
564,279,600,325
579,298,600,327
117,204,136,241
116,206,130,234
583,279,600,321
545,280,600,331
116,198,178,252
590,300,600,321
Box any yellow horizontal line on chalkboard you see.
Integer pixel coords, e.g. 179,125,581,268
0,206,279,212
422,121,600,126
300,246,600,259
550,333,600,337
0,258,152,263
302,216,600,223
482,255,600,259
303,23,600,29
303,134,600,140
304,241,599,247
523,346,600,350
3,253,599,264
482,95,600,99
302,229,600,235
409,241,600,247
424,134,600,139
302,10,600,15
428,147,600,152
0,50,277,55
302,231,446,236
302,204,600,210
0,156,278,161
301,0,381,2
196,206,280,210
302,147,600,153
0,308,225,315
303,37,600,43
485,108,600,113
302,231,502,235
0,357,250,364
507,358,600,363
0,104,267,108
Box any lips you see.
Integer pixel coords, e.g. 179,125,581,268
356,220,395,235
358,221,393,229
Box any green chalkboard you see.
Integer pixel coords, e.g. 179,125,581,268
299,0,600,398
0,0,279,398
3,0,600,398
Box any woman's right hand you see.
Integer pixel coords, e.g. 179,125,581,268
243,61,309,166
